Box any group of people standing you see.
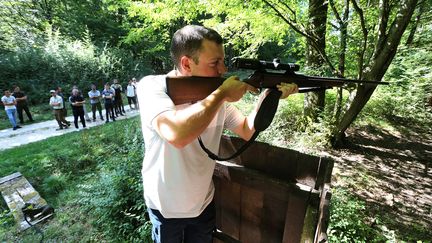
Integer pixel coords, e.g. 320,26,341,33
1,86,34,130
1,78,138,131
49,78,139,130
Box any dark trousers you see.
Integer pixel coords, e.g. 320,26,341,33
147,201,215,243
17,104,33,123
91,102,103,120
72,109,86,128
127,96,138,108
114,98,125,115
104,103,115,121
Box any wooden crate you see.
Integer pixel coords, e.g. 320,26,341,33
213,136,333,243
0,172,53,231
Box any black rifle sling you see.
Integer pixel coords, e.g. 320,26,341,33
198,89,282,161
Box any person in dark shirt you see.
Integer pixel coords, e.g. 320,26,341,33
69,88,86,129
12,86,34,124
102,83,116,123
112,79,125,116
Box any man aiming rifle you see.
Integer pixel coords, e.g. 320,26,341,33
136,25,298,243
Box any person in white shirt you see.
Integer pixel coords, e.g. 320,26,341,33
1,89,21,130
126,79,138,110
49,90,69,130
137,25,298,243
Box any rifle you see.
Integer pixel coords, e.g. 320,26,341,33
166,58,388,105
165,58,388,161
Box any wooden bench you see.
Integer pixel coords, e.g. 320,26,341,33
0,172,53,231
213,136,333,243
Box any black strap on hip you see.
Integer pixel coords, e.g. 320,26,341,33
198,89,281,161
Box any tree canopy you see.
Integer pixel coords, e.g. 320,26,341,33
1,0,431,142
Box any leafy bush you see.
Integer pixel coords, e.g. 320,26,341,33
0,209,14,228
328,188,395,242
42,174,68,195
75,118,151,241
359,41,432,128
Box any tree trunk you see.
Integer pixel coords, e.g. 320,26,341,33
405,0,425,45
332,0,350,122
332,0,419,146
304,0,328,119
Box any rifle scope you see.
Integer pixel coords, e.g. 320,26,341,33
232,58,300,72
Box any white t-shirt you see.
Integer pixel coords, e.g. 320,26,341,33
137,75,244,218
88,90,101,104
126,84,136,97
1,96,16,110
49,95,64,109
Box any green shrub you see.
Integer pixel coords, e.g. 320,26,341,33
42,174,68,195
75,118,151,241
0,209,14,228
328,188,395,242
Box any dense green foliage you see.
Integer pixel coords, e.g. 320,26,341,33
0,31,150,105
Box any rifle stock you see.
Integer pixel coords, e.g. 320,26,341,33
166,58,388,105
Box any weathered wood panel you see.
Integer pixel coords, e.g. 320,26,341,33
214,136,333,243
0,172,52,231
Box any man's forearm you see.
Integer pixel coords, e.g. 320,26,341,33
155,88,227,148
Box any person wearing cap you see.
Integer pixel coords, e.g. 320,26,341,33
55,86,71,126
1,89,21,130
49,90,69,130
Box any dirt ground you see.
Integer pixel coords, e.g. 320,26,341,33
321,124,432,239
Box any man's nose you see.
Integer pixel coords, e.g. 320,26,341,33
218,62,228,75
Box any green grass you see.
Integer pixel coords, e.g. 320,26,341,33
0,117,148,242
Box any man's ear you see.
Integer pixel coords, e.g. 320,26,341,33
179,56,192,75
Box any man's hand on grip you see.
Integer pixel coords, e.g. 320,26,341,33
219,76,258,102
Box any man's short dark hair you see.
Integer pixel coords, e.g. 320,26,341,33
170,25,223,70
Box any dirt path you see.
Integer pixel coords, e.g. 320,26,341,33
321,124,432,239
0,108,139,151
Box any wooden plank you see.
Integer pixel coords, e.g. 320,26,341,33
282,190,310,243
260,193,287,243
0,172,22,185
218,179,241,239
239,186,263,242
215,161,308,201
219,136,330,188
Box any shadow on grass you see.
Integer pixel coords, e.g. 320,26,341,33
325,121,432,240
